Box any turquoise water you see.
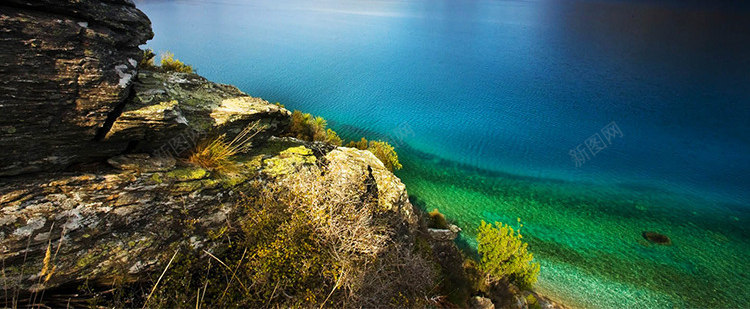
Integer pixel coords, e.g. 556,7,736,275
136,0,750,307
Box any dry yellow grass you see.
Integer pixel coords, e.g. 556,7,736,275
188,121,263,175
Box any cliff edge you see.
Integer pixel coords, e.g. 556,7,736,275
0,2,561,308
0,1,436,307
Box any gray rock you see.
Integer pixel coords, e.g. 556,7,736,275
0,141,419,293
427,224,461,242
103,70,291,157
107,153,175,172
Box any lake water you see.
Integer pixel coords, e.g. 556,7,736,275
136,0,750,307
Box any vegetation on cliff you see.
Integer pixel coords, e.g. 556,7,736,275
428,208,450,229
139,49,194,73
0,14,545,306
290,112,402,171
289,110,343,146
140,137,437,307
477,220,541,290
188,121,264,175
160,52,194,73
346,137,402,171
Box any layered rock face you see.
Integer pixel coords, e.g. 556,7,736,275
0,139,419,293
0,0,152,176
0,1,430,305
103,70,290,156
0,2,417,292
0,61,315,293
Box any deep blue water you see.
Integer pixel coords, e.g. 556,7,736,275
136,0,750,307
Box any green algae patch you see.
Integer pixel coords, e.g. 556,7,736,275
263,146,316,177
166,167,208,181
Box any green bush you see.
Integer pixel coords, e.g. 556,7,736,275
160,51,194,73
288,110,342,146
325,128,342,146
476,220,540,290
346,137,368,150
428,209,449,229
367,140,402,171
348,138,402,171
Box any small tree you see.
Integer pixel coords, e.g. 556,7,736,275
476,220,539,290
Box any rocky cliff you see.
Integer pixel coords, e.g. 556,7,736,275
0,2,559,308
0,1,436,307
0,0,152,176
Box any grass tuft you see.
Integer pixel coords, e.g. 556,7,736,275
188,122,264,175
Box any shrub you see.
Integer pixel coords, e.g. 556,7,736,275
140,48,156,69
428,209,449,229
160,51,194,73
326,128,343,146
476,220,540,290
367,140,402,171
463,258,489,294
346,137,368,150
188,122,262,175
288,110,342,146
245,211,336,304
346,137,402,172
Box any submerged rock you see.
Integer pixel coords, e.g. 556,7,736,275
642,231,672,245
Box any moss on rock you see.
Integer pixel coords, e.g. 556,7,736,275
263,146,317,177
165,167,208,181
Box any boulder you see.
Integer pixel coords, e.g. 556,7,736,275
427,224,461,242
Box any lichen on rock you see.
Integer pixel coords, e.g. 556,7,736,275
263,145,317,177
0,2,445,307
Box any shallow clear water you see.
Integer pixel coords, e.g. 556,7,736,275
136,0,750,307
